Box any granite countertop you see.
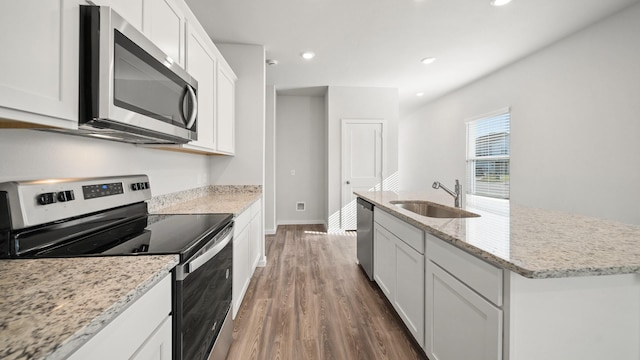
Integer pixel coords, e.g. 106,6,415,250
356,191,640,279
0,255,178,360
149,185,262,216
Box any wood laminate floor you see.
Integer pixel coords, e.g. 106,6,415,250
226,224,426,360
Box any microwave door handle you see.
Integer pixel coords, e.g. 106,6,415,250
186,229,232,274
185,85,198,129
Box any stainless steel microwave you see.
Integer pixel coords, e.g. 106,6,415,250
77,5,198,144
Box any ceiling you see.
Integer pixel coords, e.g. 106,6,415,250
185,0,638,116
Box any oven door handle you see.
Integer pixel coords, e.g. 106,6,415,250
186,227,232,274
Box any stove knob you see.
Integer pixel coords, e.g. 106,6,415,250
57,190,75,202
131,183,139,191
37,192,56,205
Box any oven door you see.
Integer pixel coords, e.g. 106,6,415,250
174,223,233,360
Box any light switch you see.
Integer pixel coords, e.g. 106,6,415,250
291,170,296,176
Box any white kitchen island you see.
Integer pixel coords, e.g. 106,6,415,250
357,191,640,360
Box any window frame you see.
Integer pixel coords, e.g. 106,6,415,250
465,108,511,200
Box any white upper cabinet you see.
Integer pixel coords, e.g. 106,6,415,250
0,0,237,154
0,0,79,128
184,20,217,151
99,0,145,32
216,63,236,155
144,0,185,66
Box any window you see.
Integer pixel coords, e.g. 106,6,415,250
466,109,510,199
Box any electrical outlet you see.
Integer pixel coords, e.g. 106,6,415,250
296,202,305,211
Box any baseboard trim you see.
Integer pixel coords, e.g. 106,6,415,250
276,219,325,225
258,256,267,267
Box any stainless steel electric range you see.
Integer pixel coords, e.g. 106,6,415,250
0,175,233,360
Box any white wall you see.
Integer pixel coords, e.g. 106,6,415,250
275,95,326,225
400,4,640,225
264,85,277,234
0,130,210,196
210,44,265,186
326,86,399,230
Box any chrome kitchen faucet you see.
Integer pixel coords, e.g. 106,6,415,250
432,179,462,208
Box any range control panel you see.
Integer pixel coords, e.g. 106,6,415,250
82,182,124,199
0,175,152,229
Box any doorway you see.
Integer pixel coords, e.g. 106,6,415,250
341,119,385,230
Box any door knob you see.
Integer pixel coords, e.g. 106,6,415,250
346,181,350,184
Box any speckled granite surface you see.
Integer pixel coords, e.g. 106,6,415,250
150,185,261,215
0,255,178,360
356,191,640,279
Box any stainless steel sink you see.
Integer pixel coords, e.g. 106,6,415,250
390,200,480,218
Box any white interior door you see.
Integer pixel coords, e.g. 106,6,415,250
341,120,384,230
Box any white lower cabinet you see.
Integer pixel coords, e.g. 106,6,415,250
68,274,172,360
130,316,172,360
373,224,396,299
233,198,263,318
425,235,503,360
373,208,424,347
425,261,502,360
395,237,425,343
249,199,262,272
232,212,250,319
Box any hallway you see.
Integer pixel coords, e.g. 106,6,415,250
226,224,425,359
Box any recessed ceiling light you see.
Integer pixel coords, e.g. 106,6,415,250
490,0,512,6
416,92,425,97
421,57,436,65
301,51,315,60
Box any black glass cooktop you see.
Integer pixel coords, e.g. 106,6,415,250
10,204,232,261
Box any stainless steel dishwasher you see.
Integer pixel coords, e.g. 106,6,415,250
356,197,374,280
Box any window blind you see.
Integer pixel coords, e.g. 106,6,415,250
466,110,510,199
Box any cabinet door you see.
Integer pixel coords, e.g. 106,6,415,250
97,0,145,32
185,21,216,151
216,64,236,154
68,275,172,360
144,0,184,66
425,260,502,360
130,315,172,360
232,225,250,319
373,224,396,301
0,0,78,127
395,238,425,347
249,207,262,273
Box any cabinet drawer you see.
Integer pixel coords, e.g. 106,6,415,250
426,235,503,306
374,207,424,254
